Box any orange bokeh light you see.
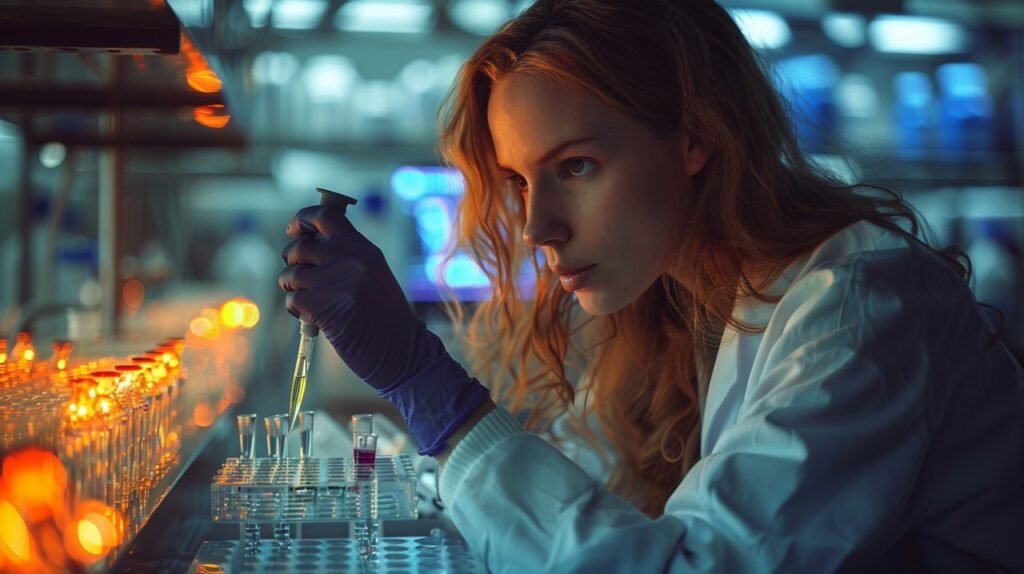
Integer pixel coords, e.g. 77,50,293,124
63,500,123,565
76,520,103,556
186,67,222,93
122,278,146,315
36,523,67,570
193,104,230,129
189,317,219,340
220,300,246,328
0,499,34,566
193,403,215,428
181,33,222,93
1,449,67,522
240,301,260,328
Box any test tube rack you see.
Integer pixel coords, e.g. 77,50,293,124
210,454,418,523
190,535,486,573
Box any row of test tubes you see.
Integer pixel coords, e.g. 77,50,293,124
236,411,318,460
1,334,187,542
234,412,380,559
236,412,311,552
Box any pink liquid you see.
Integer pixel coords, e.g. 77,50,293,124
354,449,376,468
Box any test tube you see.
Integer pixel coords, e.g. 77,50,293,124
264,414,291,549
11,331,36,363
237,414,257,459
351,413,372,445
235,413,259,553
50,339,72,371
353,432,377,470
352,432,379,561
264,414,288,458
297,411,315,458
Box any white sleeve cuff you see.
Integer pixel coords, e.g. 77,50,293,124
438,406,526,503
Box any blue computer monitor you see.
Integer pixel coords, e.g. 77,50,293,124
392,165,535,302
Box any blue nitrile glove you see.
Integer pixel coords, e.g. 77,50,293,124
278,204,490,456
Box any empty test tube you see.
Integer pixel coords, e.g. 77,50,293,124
264,414,288,458
238,413,260,553
237,414,257,459
264,414,291,549
297,411,315,458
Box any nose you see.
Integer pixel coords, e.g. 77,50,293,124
521,185,570,248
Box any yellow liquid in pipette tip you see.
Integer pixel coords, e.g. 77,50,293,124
288,374,307,431
288,329,314,432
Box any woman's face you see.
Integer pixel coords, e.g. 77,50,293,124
487,72,710,315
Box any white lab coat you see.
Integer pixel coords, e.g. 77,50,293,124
438,221,1024,573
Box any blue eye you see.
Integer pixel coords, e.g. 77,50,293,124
563,157,594,177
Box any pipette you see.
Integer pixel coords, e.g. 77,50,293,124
288,187,358,432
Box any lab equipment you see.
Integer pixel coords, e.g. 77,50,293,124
893,71,935,159
210,453,417,523
287,187,358,433
237,413,257,458
50,339,72,370
350,413,372,443
287,321,316,433
297,410,315,458
264,414,287,458
188,534,485,572
936,62,993,153
0,335,193,568
11,331,37,363
280,192,491,455
263,414,291,549
352,432,379,561
236,413,260,553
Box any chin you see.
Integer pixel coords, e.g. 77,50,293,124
575,290,633,316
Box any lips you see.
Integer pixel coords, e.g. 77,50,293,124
552,264,596,292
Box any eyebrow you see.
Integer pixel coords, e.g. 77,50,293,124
495,136,597,173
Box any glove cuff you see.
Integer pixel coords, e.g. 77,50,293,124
377,354,491,457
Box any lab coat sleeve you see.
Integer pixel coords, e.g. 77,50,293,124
439,257,946,573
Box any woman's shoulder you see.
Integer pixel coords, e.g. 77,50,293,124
792,220,933,282
760,220,987,360
735,220,966,327
783,220,968,302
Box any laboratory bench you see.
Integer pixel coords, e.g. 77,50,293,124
0,318,480,574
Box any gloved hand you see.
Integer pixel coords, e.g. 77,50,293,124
278,204,490,456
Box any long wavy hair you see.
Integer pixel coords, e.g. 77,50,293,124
437,0,968,516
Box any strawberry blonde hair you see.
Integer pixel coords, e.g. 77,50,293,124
437,0,967,516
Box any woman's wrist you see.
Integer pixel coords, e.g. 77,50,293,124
436,399,497,464
378,354,490,456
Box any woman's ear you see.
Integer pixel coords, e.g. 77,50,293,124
682,132,712,176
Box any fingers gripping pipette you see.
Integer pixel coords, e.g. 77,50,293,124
288,188,358,433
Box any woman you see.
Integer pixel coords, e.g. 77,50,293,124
279,0,1024,571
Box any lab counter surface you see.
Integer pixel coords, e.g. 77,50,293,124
110,398,473,573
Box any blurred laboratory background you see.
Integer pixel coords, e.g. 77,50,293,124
0,0,1022,571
